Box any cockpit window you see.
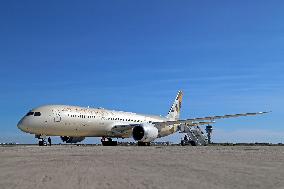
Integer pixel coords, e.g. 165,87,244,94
26,112,34,116
34,112,41,116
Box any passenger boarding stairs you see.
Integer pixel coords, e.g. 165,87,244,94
178,125,208,146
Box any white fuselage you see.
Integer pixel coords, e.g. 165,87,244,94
17,105,174,138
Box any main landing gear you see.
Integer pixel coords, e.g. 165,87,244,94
137,141,151,146
101,137,118,146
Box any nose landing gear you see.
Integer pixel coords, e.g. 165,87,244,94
101,137,118,146
35,134,47,146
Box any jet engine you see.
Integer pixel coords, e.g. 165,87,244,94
60,136,85,143
132,123,158,142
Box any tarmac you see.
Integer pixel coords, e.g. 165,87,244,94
0,145,283,189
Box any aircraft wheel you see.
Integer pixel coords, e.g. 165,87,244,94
137,142,151,146
189,141,197,146
38,140,47,146
102,141,118,146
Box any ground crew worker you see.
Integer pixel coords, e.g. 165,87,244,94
48,137,51,146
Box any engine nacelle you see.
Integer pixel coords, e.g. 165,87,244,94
60,136,85,143
132,123,159,142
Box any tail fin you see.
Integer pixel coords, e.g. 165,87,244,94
166,91,183,121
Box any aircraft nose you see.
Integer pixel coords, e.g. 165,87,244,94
17,119,24,131
17,117,30,132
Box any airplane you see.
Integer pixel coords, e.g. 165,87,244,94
17,91,269,146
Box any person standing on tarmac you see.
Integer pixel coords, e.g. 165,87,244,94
48,137,51,146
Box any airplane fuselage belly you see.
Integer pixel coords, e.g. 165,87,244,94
39,120,112,137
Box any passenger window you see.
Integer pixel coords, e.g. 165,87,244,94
34,112,41,116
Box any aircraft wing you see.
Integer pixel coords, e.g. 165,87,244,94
154,111,270,127
111,111,270,135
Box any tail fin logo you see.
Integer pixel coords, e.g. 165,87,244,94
167,91,183,120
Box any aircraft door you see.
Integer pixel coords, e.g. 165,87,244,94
52,109,61,122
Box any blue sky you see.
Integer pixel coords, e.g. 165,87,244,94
0,1,283,144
